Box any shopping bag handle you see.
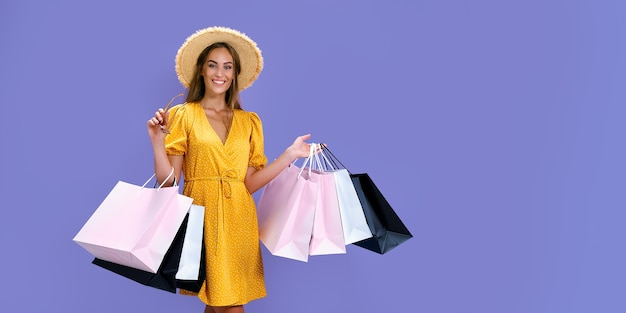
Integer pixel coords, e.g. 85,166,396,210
297,143,318,179
317,145,337,172
141,167,176,189
312,144,325,171
320,145,350,174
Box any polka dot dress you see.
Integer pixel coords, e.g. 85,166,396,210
165,102,268,306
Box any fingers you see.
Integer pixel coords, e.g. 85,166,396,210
156,108,167,126
147,109,172,137
147,109,166,126
295,135,323,152
296,134,311,142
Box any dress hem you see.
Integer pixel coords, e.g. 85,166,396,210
178,289,267,307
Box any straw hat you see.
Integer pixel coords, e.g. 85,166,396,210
175,26,263,90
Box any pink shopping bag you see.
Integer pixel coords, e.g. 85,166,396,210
308,166,346,256
257,164,317,262
73,171,193,273
257,145,319,262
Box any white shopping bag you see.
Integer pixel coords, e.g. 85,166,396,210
333,169,373,244
318,147,372,244
176,204,205,280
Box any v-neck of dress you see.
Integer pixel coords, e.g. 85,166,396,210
201,104,235,146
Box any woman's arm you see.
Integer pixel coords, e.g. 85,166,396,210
244,134,314,194
147,108,183,185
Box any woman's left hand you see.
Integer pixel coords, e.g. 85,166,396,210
286,134,319,161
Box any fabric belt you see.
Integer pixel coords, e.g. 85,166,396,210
185,169,243,254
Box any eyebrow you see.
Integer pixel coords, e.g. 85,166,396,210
208,59,233,65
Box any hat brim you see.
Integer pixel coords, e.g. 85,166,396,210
175,26,263,90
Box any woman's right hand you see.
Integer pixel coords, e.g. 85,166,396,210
147,108,169,141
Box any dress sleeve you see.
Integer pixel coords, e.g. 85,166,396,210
248,112,268,170
164,104,188,156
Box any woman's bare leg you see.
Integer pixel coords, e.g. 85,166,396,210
209,305,244,313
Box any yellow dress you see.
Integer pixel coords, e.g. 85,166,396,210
165,102,268,306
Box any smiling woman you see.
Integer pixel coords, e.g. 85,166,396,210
187,42,241,111
146,26,318,313
199,45,238,143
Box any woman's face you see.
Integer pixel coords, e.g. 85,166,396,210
202,47,235,97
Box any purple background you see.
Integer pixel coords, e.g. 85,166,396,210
1,0,625,312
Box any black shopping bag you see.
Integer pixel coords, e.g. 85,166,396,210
92,214,205,293
350,173,413,254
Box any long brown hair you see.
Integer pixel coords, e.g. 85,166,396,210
185,42,242,109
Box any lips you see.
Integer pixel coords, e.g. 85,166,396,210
212,79,226,86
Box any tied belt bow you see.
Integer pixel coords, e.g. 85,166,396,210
205,169,240,199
